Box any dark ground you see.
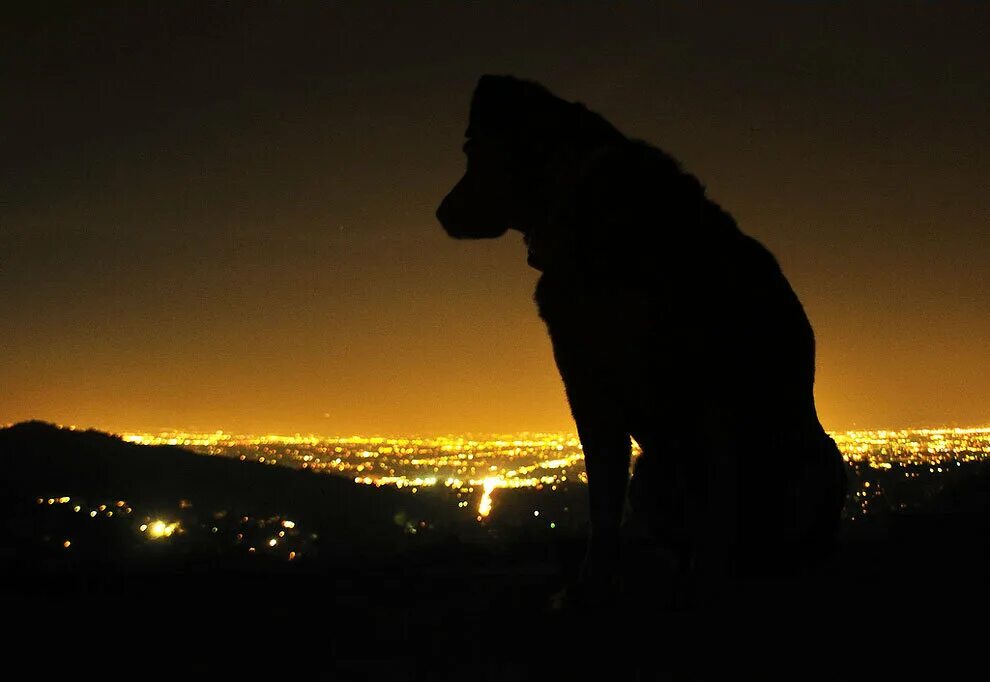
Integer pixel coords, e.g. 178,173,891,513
2,422,988,680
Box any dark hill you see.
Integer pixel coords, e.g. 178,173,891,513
0,420,441,555
3,420,990,679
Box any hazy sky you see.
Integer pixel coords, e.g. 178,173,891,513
2,3,988,434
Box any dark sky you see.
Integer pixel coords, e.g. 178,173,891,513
2,3,988,434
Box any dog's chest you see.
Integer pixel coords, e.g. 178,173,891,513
534,272,666,324
534,273,666,353
533,273,605,328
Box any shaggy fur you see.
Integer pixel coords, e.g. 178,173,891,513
437,75,848,584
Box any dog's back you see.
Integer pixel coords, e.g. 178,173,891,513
533,136,847,561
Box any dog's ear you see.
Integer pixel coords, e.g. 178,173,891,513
468,75,626,159
467,75,562,139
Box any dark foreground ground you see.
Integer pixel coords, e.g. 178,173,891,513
2,422,988,680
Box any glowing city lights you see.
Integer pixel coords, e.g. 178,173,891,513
23,425,990,564
478,477,499,519
145,520,180,539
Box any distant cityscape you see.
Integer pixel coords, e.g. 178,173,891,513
12,425,989,566
116,426,990,520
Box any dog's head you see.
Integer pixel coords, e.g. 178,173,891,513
436,75,624,239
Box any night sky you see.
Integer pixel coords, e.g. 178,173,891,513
3,3,988,435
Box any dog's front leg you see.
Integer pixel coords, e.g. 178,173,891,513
577,422,631,585
547,327,631,589
689,408,738,604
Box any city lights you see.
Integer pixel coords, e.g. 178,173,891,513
20,425,990,567
145,520,180,539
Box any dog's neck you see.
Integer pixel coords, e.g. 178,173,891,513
521,216,566,274
524,234,549,272
518,153,593,274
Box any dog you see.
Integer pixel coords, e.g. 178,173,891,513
436,75,848,596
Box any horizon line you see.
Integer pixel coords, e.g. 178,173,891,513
5,418,990,442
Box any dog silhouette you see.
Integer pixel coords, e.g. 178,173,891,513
437,75,848,594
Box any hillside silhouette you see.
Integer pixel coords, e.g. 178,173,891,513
1,421,423,537
2,421,989,679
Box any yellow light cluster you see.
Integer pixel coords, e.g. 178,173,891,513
141,520,180,539
832,426,990,467
116,426,990,492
